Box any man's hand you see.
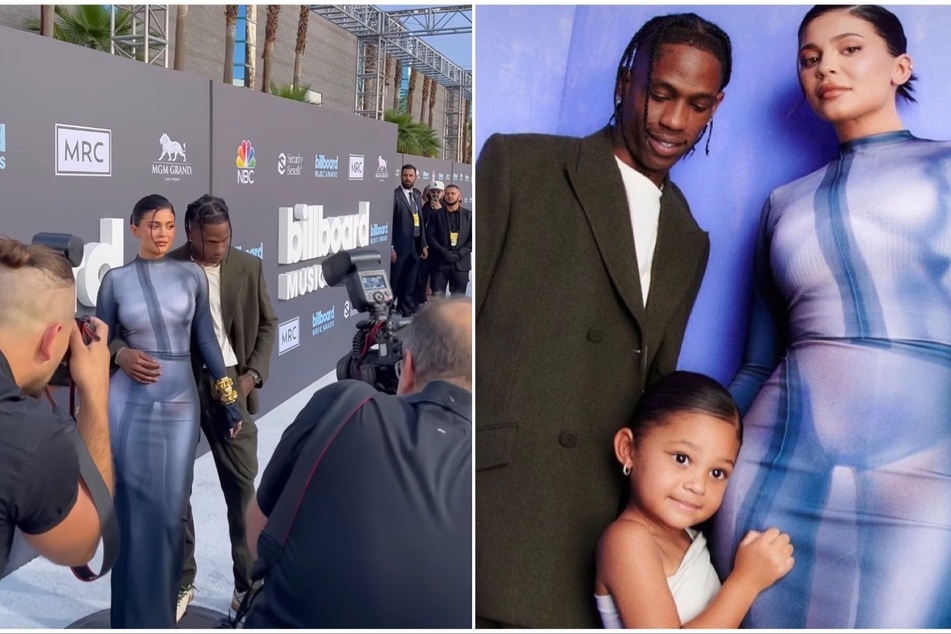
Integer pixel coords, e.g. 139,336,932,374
451,251,463,262
68,317,110,397
117,348,162,384
238,373,255,398
421,246,429,260
390,249,397,264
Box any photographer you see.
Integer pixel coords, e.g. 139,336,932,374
0,237,112,572
243,297,472,628
414,180,444,311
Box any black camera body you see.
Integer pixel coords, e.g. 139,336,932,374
321,249,410,394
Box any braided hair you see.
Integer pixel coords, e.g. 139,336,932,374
184,194,233,261
612,13,733,157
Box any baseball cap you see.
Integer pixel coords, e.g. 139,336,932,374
430,180,445,191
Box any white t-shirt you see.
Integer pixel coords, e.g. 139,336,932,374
201,262,238,368
614,156,662,306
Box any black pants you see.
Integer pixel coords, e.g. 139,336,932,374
431,266,470,297
414,257,432,307
181,367,258,594
391,250,421,316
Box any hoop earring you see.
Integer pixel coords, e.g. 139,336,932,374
622,464,631,476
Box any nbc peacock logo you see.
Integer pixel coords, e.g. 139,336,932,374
236,139,256,184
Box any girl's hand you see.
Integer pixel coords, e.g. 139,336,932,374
732,527,795,593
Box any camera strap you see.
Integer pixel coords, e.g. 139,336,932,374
228,383,375,626
62,411,120,582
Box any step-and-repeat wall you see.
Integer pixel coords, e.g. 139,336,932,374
0,26,471,416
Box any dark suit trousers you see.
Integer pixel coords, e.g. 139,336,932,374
391,249,421,314
181,366,258,593
432,265,469,297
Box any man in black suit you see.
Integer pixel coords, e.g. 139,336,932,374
427,184,471,297
476,13,732,628
391,164,429,317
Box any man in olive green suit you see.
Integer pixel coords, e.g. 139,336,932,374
476,14,733,629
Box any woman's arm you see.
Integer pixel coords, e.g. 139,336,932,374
189,265,241,428
729,198,788,414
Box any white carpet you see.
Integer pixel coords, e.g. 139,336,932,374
0,370,336,629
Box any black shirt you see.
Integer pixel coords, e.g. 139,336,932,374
0,350,79,573
245,379,472,629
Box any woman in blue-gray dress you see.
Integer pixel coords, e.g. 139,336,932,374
96,194,241,628
713,5,951,628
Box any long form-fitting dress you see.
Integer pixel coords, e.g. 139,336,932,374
96,256,239,628
713,131,951,628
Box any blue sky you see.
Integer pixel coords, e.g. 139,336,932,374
378,4,472,70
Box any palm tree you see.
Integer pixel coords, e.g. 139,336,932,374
173,5,188,70
420,76,430,124
40,5,53,37
385,109,441,158
271,82,313,102
392,58,403,111
293,5,309,90
463,99,471,163
261,5,281,93
25,5,132,51
245,6,258,88
406,68,418,116
428,80,437,129
223,5,238,84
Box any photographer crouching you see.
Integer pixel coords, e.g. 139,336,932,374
241,297,472,628
0,237,112,573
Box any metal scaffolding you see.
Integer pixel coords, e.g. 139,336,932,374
110,5,169,67
309,4,472,161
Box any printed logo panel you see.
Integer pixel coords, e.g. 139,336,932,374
55,124,111,176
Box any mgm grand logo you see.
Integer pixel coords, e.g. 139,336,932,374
152,132,193,181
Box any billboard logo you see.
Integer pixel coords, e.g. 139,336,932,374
370,222,389,245
312,306,336,336
278,317,300,355
421,170,430,181
56,124,111,177
277,201,371,300
314,153,339,178
236,139,256,184
75,218,125,309
464,174,470,183
375,155,388,180
278,152,303,176
0,123,5,170
349,154,364,180
235,242,263,258
152,132,192,181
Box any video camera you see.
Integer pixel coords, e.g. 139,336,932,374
321,248,411,394
30,232,96,387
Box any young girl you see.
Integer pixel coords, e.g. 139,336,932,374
595,371,793,628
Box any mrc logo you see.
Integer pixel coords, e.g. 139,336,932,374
55,123,111,177
236,139,256,184
278,316,300,355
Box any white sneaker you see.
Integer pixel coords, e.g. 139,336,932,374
232,588,247,613
176,585,195,623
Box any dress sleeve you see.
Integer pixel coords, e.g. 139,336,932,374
729,197,789,414
189,265,242,425
190,264,229,380
95,270,119,345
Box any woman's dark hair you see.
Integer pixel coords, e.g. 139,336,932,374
612,13,733,156
628,371,741,445
131,194,174,225
798,5,916,102
184,194,233,252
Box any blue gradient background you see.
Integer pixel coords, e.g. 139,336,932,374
475,4,951,384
